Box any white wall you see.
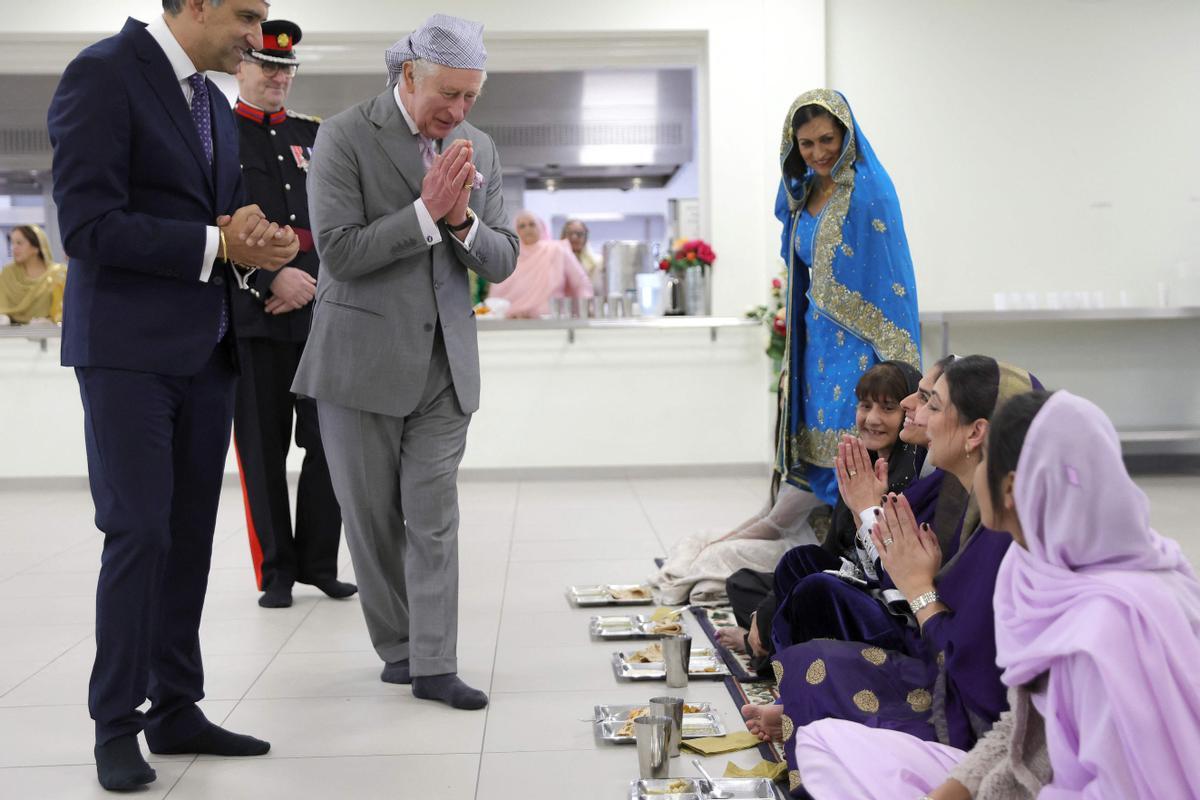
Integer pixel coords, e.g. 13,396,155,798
826,0,1200,311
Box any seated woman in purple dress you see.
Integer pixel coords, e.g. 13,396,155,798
743,356,1042,794
720,360,924,670
785,391,1200,800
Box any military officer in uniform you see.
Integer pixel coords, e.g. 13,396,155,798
232,20,355,609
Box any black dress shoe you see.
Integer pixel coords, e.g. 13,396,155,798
314,579,357,599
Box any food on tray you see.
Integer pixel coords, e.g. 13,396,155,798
629,643,664,663
610,585,652,600
647,620,683,635
644,779,694,794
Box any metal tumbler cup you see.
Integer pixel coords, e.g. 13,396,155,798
634,715,671,778
649,696,685,757
662,634,692,688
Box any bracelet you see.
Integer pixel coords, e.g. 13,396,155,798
219,229,228,263
908,590,939,614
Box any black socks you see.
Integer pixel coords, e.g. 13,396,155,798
147,721,270,757
95,735,155,792
258,585,293,608
380,659,412,685
314,579,358,599
412,673,488,710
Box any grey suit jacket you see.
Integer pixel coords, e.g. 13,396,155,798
292,90,518,417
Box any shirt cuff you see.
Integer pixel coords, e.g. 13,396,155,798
858,507,881,537
413,199,442,247
450,212,481,250
200,226,220,282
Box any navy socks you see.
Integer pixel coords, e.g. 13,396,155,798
412,673,488,710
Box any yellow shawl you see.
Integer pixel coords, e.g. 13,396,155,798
0,226,65,323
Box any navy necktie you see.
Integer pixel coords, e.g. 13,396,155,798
187,73,213,164
188,73,227,341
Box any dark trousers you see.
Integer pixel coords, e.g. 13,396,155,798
233,337,341,591
77,345,235,745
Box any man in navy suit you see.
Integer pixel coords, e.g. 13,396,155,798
48,0,298,791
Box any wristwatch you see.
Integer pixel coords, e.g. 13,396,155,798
908,590,940,614
446,208,475,232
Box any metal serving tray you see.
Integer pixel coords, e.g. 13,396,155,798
589,614,685,640
628,777,783,799
592,703,725,744
567,584,655,607
611,649,730,681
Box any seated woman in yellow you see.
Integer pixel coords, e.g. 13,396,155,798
0,225,66,324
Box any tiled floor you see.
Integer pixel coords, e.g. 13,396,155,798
0,472,1195,798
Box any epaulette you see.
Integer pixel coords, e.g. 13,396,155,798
286,110,322,124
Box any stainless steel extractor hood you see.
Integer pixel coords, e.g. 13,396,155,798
0,69,695,191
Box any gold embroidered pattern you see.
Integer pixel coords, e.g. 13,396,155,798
872,219,887,233
858,353,869,370
789,770,803,792
817,357,825,373
773,660,785,684
853,690,881,714
860,647,887,666
780,92,919,370
789,425,855,468
892,283,907,297
836,330,845,347
781,713,795,742
832,385,842,402
907,688,933,712
805,658,827,685
817,409,824,425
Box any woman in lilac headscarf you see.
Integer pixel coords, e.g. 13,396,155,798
785,390,1200,799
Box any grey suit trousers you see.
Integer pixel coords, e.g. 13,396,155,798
317,333,469,676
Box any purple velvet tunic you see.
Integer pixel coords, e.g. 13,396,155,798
774,525,1013,797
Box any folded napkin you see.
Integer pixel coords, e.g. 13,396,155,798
724,759,787,781
680,731,762,756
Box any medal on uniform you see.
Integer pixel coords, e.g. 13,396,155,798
291,145,311,172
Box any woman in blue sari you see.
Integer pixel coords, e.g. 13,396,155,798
776,89,922,506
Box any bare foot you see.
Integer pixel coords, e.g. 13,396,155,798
741,703,785,742
716,626,748,652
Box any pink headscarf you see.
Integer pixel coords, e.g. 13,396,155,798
487,211,593,318
994,391,1200,798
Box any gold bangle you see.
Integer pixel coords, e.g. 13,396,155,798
219,229,228,263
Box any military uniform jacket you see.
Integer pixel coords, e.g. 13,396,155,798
231,99,320,341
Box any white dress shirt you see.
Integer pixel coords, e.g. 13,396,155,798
146,14,221,282
393,85,479,250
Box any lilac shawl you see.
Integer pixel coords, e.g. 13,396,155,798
994,391,1200,798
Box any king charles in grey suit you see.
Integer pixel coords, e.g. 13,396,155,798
292,14,517,710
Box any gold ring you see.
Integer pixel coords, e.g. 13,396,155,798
848,470,857,478
463,181,474,189
882,537,894,547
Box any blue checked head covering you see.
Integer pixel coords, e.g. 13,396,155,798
385,14,487,86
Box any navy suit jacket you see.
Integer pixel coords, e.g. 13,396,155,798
48,17,244,376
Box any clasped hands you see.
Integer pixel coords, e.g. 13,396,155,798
421,138,475,232
834,434,889,517
216,204,299,271
870,492,941,601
